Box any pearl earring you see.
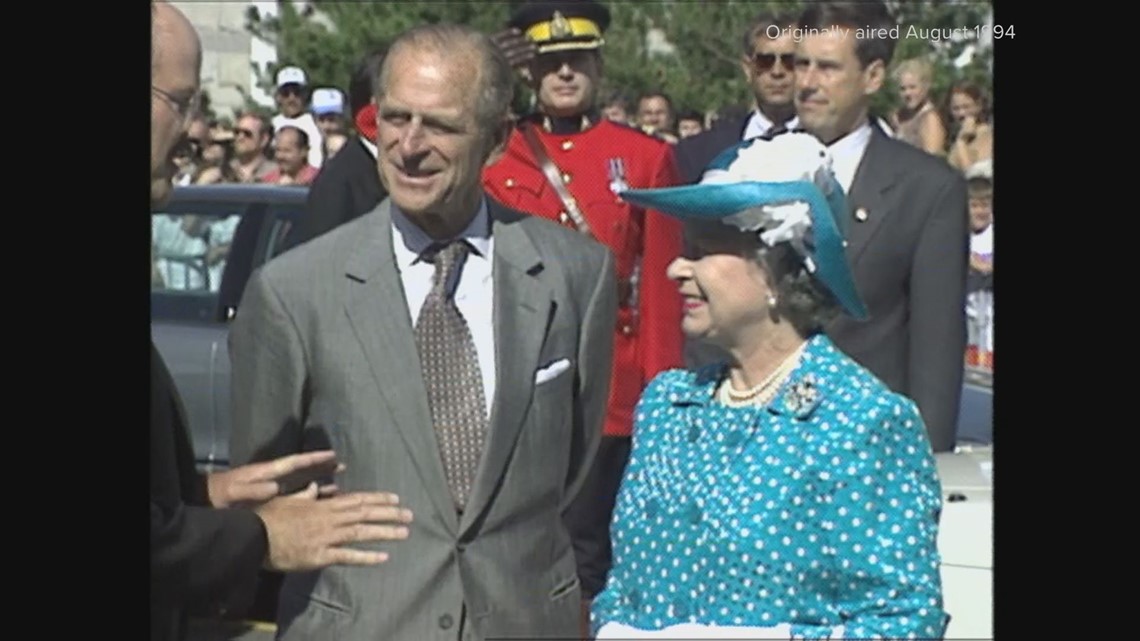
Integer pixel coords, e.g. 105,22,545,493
766,293,778,307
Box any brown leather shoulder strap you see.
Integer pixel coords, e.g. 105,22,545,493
521,123,593,238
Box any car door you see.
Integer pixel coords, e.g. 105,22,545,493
152,196,273,471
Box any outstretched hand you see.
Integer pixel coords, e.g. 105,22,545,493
207,450,344,509
255,483,414,571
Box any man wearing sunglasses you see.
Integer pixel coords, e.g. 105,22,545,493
483,1,685,633
674,10,799,186
231,112,277,183
271,66,325,170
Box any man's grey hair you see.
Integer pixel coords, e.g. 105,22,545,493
376,23,514,130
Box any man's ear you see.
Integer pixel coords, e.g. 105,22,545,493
863,58,886,96
740,56,755,84
484,116,514,167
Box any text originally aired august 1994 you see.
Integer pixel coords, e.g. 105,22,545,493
768,24,1015,42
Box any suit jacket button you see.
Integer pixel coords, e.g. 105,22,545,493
559,211,570,223
505,178,515,188
438,614,454,629
621,325,633,336
561,140,574,151
562,172,572,184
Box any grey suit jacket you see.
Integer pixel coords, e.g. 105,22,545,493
826,125,969,453
228,196,617,641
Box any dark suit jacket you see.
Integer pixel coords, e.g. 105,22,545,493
289,137,386,248
151,341,267,641
826,126,969,453
674,115,749,184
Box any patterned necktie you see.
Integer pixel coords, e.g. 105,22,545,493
414,241,488,511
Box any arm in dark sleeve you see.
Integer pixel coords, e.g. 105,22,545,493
150,345,268,616
295,160,354,246
908,170,969,452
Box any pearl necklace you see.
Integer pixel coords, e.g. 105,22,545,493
717,342,807,408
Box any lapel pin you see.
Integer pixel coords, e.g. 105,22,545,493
854,207,869,222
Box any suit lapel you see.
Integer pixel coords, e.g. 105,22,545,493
343,200,459,532
459,203,552,535
845,128,901,265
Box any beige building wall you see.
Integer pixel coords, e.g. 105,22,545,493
170,1,276,119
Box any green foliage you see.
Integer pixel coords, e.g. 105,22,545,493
245,1,993,121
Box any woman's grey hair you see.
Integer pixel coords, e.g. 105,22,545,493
376,23,514,130
752,241,842,337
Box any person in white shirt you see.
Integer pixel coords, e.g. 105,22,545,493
270,65,324,169
965,162,993,366
793,0,969,453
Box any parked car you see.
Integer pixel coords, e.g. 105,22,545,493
936,443,993,639
152,183,308,472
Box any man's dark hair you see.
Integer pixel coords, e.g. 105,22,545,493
797,1,897,68
601,88,633,110
677,109,703,124
276,125,309,150
639,91,674,111
349,45,389,116
741,9,798,56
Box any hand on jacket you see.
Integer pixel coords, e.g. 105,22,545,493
207,449,343,509
255,483,414,571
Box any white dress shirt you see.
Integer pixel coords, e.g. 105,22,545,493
360,136,378,159
742,109,800,140
391,200,496,417
827,121,873,194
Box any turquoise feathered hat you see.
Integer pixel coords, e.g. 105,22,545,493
620,131,867,320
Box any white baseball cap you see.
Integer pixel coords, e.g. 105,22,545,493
276,66,307,89
311,88,345,116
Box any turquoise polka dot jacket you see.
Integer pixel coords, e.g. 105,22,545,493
591,334,948,640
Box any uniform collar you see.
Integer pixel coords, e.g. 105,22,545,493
538,109,599,134
668,334,833,419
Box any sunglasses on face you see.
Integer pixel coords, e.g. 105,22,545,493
278,84,305,98
235,128,257,139
532,50,594,76
751,52,795,73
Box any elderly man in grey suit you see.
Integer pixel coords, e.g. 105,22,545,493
228,23,617,641
794,1,969,453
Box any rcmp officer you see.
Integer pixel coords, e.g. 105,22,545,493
483,0,686,619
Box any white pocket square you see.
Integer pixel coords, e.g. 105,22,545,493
534,358,571,385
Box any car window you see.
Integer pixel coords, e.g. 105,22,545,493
265,204,307,259
152,204,245,323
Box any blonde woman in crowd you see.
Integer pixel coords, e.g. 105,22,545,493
889,57,946,156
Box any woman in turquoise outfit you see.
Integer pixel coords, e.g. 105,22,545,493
591,132,947,640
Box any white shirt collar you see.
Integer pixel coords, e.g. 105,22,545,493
359,136,378,159
391,198,492,271
827,121,874,194
742,109,800,140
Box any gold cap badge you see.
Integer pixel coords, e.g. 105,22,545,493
550,11,571,38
